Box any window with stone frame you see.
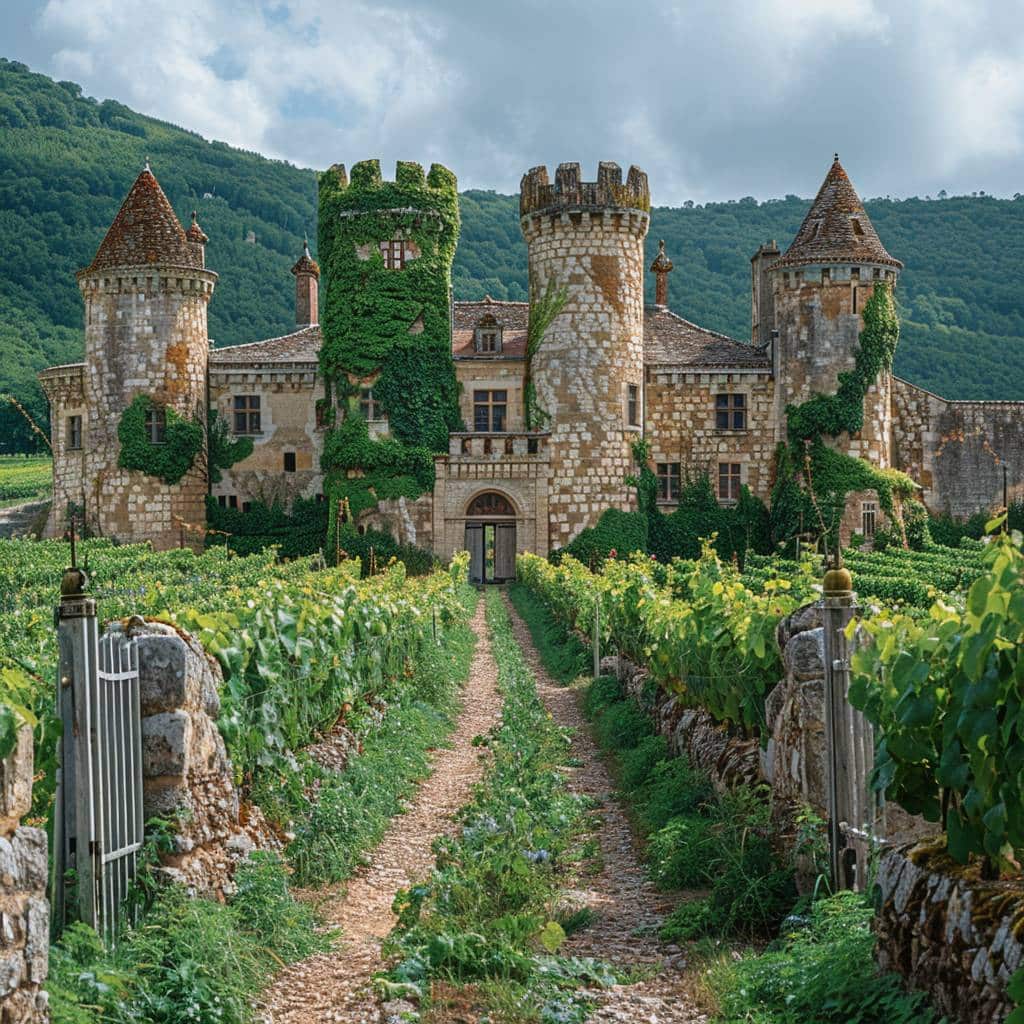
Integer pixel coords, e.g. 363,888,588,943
379,238,407,269
233,395,261,435
715,393,747,430
359,387,381,420
144,406,167,444
862,500,878,538
656,462,681,502
283,452,297,473
474,314,502,354
627,384,640,427
66,415,83,451
718,462,742,503
473,389,507,432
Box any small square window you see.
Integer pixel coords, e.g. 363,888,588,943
473,390,507,432
66,415,82,451
851,218,864,237
217,495,227,508
627,384,640,427
233,395,261,435
284,452,296,473
359,387,379,420
715,393,747,430
228,495,238,509
718,462,742,503
477,329,501,353
656,462,681,502
862,500,878,538
379,238,406,269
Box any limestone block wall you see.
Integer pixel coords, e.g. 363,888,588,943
38,364,86,539
127,619,278,896
771,267,896,467
521,163,649,551
453,360,526,432
209,364,324,509
892,377,1024,518
875,841,1023,1024
360,494,434,551
0,726,50,1023
645,369,777,501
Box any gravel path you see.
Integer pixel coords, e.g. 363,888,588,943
503,593,709,1023
257,598,502,1023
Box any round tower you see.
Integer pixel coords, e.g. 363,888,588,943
520,161,650,550
75,165,216,548
769,156,902,466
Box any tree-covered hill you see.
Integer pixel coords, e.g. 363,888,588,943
2,57,1023,451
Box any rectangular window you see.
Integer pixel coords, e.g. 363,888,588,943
66,415,82,451
715,393,747,430
473,389,507,432
477,330,500,353
228,495,238,509
217,495,227,508
283,452,296,473
359,387,379,420
852,285,858,314
241,501,252,513
379,239,406,269
627,384,640,427
862,501,878,538
718,462,742,503
144,406,166,444
656,462,681,502
850,266,860,280
233,395,261,435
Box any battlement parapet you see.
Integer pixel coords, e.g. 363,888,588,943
520,161,650,218
322,159,458,195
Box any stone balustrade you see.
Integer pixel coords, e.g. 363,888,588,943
447,432,551,460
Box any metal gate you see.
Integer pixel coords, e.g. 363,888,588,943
53,565,145,943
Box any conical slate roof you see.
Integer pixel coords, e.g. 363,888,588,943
776,156,902,269
291,237,320,278
82,165,202,274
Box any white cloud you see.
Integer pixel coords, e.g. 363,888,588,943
13,0,1024,202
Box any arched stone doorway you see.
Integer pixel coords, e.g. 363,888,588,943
464,491,516,583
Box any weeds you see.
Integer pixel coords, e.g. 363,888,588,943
507,582,589,684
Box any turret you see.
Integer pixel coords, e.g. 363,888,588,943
520,161,650,550
66,163,216,548
291,236,319,327
750,240,779,346
770,156,902,465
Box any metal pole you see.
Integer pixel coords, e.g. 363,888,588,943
592,600,601,678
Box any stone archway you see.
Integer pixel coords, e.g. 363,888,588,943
464,490,517,583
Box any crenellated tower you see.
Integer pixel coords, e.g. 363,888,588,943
520,161,650,550
769,156,902,466
43,165,216,548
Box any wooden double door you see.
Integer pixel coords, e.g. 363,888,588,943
466,521,516,583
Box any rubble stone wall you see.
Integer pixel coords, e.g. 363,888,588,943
0,726,50,1023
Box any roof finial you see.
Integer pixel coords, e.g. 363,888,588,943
303,233,310,257
144,156,151,173
834,152,839,162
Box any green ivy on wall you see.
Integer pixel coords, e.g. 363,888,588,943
117,394,203,485
523,278,568,430
316,159,462,550
208,409,253,484
777,282,915,551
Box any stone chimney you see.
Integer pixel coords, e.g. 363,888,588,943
291,237,320,327
186,211,209,269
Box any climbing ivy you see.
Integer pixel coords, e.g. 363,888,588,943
117,394,203,485
523,278,568,430
777,282,913,551
208,409,253,484
317,159,462,550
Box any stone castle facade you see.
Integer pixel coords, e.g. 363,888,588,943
41,158,1024,577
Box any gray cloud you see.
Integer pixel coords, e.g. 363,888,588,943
8,0,1024,202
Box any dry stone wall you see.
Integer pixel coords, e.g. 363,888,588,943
0,727,49,1023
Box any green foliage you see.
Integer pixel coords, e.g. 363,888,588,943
849,528,1024,867
506,582,590,684
205,494,328,559
207,411,253,485
557,508,649,570
0,455,51,505
381,589,607,1018
709,891,941,1023
334,523,439,578
117,394,203,485
523,278,568,429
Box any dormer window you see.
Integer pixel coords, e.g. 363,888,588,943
474,314,503,354
851,218,864,237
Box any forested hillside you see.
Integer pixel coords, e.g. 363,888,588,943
2,57,1023,452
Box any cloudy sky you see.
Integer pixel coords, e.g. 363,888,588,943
6,0,1024,203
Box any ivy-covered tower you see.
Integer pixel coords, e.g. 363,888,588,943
520,161,650,550
316,160,461,538
44,165,216,548
769,156,902,467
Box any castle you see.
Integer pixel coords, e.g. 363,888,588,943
40,157,1024,582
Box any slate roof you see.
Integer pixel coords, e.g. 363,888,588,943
776,156,902,270
643,306,770,369
452,298,529,359
291,239,320,278
210,326,322,365
82,167,203,274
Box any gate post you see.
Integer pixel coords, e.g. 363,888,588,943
53,552,100,934
822,559,858,891
592,599,601,678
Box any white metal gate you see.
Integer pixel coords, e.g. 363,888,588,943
54,573,145,944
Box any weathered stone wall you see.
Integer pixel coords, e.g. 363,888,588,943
875,841,1023,1024
453,359,526,433
645,369,777,501
38,364,87,540
892,377,1024,518
127,619,278,896
0,726,50,1023
771,266,897,467
521,163,649,551
361,493,434,551
209,362,324,510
